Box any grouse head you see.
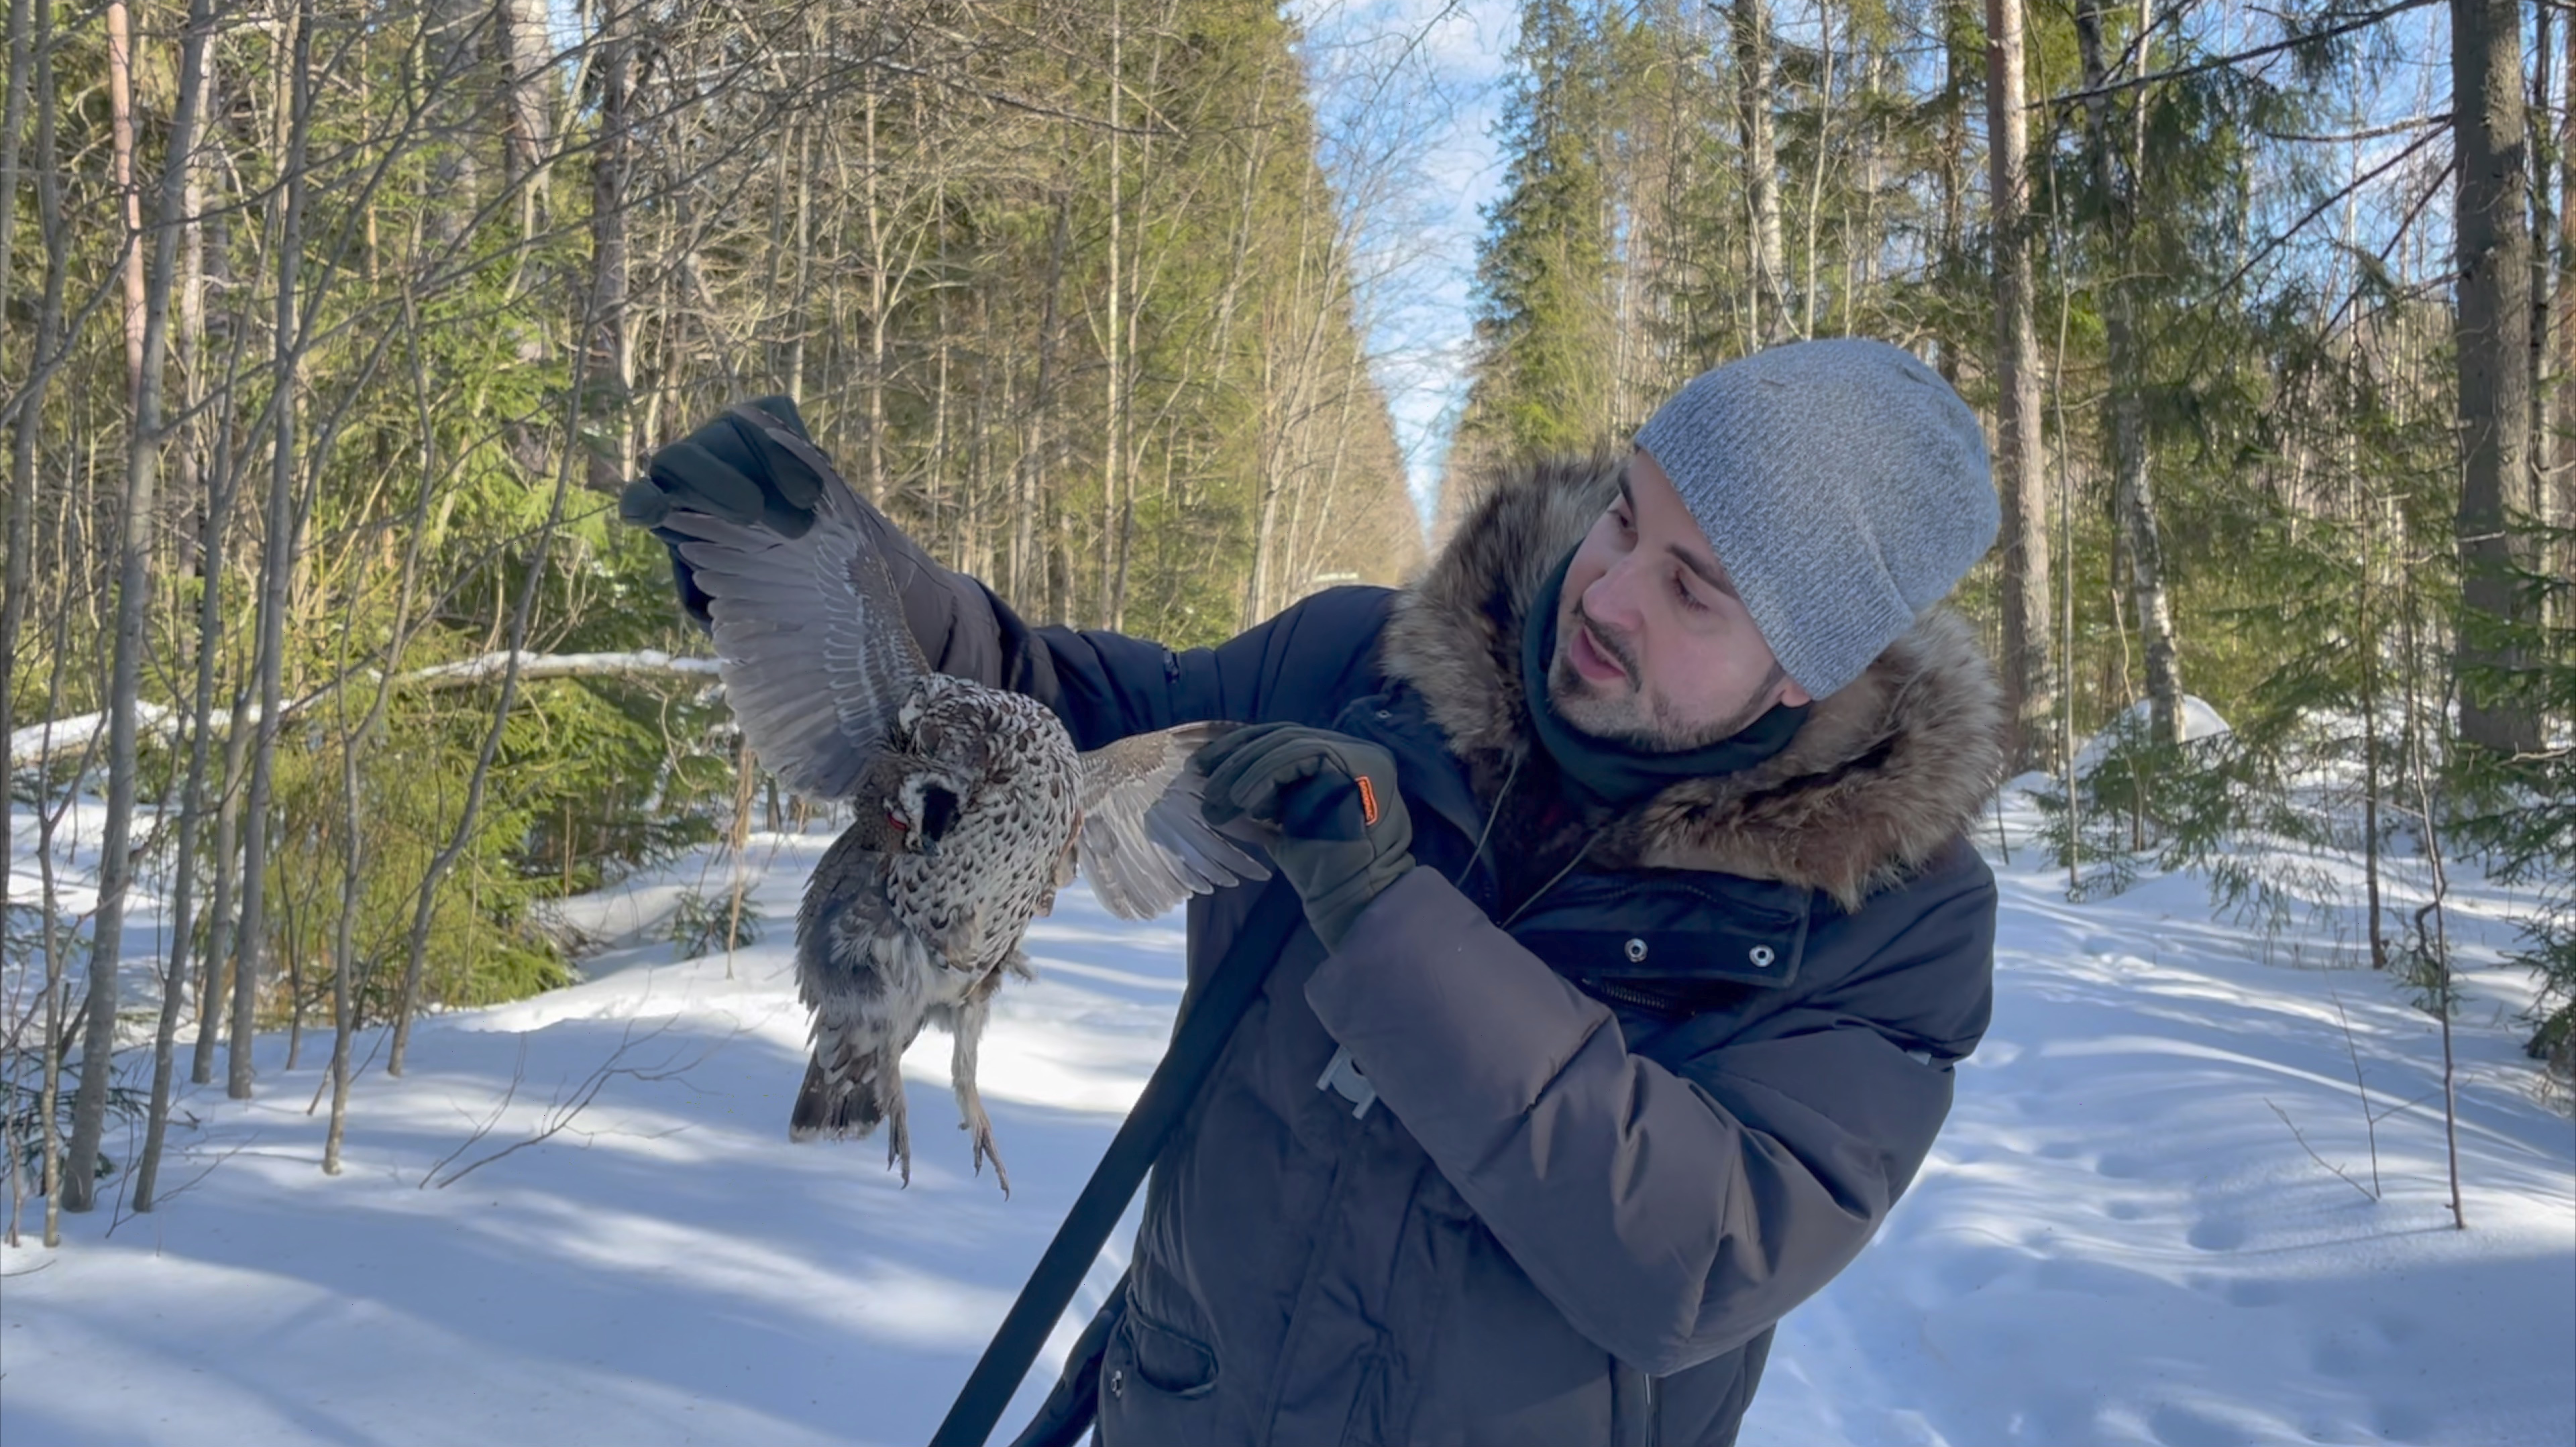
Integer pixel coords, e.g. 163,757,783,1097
886,776,965,855
879,676,996,856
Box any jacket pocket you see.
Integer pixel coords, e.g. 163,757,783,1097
1113,1308,1221,1400
1005,1280,1126,1447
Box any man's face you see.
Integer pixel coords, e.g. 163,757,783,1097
1549,449,1812,750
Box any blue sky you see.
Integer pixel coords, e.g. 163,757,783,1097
1288,0,1518,521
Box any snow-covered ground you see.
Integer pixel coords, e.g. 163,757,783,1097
3,789,2571,1447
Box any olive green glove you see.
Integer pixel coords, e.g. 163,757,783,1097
1196,724,1414,950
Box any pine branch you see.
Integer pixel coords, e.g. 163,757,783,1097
2204,121,2451,307
2034,0,2441,108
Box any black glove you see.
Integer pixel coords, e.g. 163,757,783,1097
618,395,824,628
1197,724,1414,950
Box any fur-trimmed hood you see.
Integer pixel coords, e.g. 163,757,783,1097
1383,452,2008,909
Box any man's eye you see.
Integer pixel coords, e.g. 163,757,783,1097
1673,572,1710,613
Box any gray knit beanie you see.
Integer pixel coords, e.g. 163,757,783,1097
1632,338,1998,698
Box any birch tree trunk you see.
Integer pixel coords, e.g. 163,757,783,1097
0,0,35,1072
232,0,318,1100
186,116,246,1089
109,0,143,397
191,683,252,1084
422,0,483,250
587,3,634,491
129,0,220,1213
1934,0,1971,388
169,29,213,569
66,0,211,1211
1734,0,1787,345
1986,0,2055,767
1798,1,1834,341
1101,0,1125,630
2076,0,2182,744
1011,194,1072,605
499,0,555,194
865,87,889,504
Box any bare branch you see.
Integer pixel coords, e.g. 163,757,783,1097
2265,1097,2381,1202
2035,0,2441,108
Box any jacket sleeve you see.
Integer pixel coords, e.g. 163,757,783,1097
1004,1275,1127,1447
1300,851,1996,1377
867,524,1393,748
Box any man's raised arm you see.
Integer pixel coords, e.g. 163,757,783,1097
619,396,1393,748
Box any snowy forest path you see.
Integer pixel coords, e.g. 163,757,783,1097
6,796,2571,1447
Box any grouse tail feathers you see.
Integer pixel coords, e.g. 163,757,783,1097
789,1046,916,1183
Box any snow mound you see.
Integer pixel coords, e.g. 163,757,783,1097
2070,693,2235,778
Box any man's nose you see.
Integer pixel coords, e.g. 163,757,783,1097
1583,554,1649,631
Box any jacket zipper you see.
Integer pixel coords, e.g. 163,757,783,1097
1646,1374,1660,1447
1593,980,1684,1018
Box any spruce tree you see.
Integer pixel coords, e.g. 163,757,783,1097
1457,0,1618,466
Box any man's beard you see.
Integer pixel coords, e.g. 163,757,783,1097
1547,595,1783,752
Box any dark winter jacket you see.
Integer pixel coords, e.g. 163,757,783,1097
882,454,2007,1447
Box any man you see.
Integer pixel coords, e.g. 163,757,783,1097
622,338,2007,1446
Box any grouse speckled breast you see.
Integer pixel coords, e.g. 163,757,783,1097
659,412,1266,1195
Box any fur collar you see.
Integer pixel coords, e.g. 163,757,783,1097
1383,452,2008,910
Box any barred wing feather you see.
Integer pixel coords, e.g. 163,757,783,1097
662,425,926,800
1076,723,1270,921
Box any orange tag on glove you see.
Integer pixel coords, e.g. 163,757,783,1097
1356,775,1381,827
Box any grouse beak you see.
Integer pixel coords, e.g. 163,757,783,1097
885,809,939,857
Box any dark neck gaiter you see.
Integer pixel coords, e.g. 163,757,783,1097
1520,551,1809,810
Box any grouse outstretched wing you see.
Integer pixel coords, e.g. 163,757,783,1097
659,409,925,800
1075,723,1271,920
669,411,1268,920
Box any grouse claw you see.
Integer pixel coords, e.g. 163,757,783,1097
885,1095,913,1186
971,1121,1012,1200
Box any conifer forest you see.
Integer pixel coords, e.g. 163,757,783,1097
2,0,2571,1286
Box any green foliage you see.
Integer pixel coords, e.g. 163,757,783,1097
5,1070,141,1187
247,644,753,1024
1459,0,1620,459
668,887,765,959
2027,712,2342,931
2450,532,2576,1071
263,701,559,1022
3,900,136,1185
2026,771,2145,903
